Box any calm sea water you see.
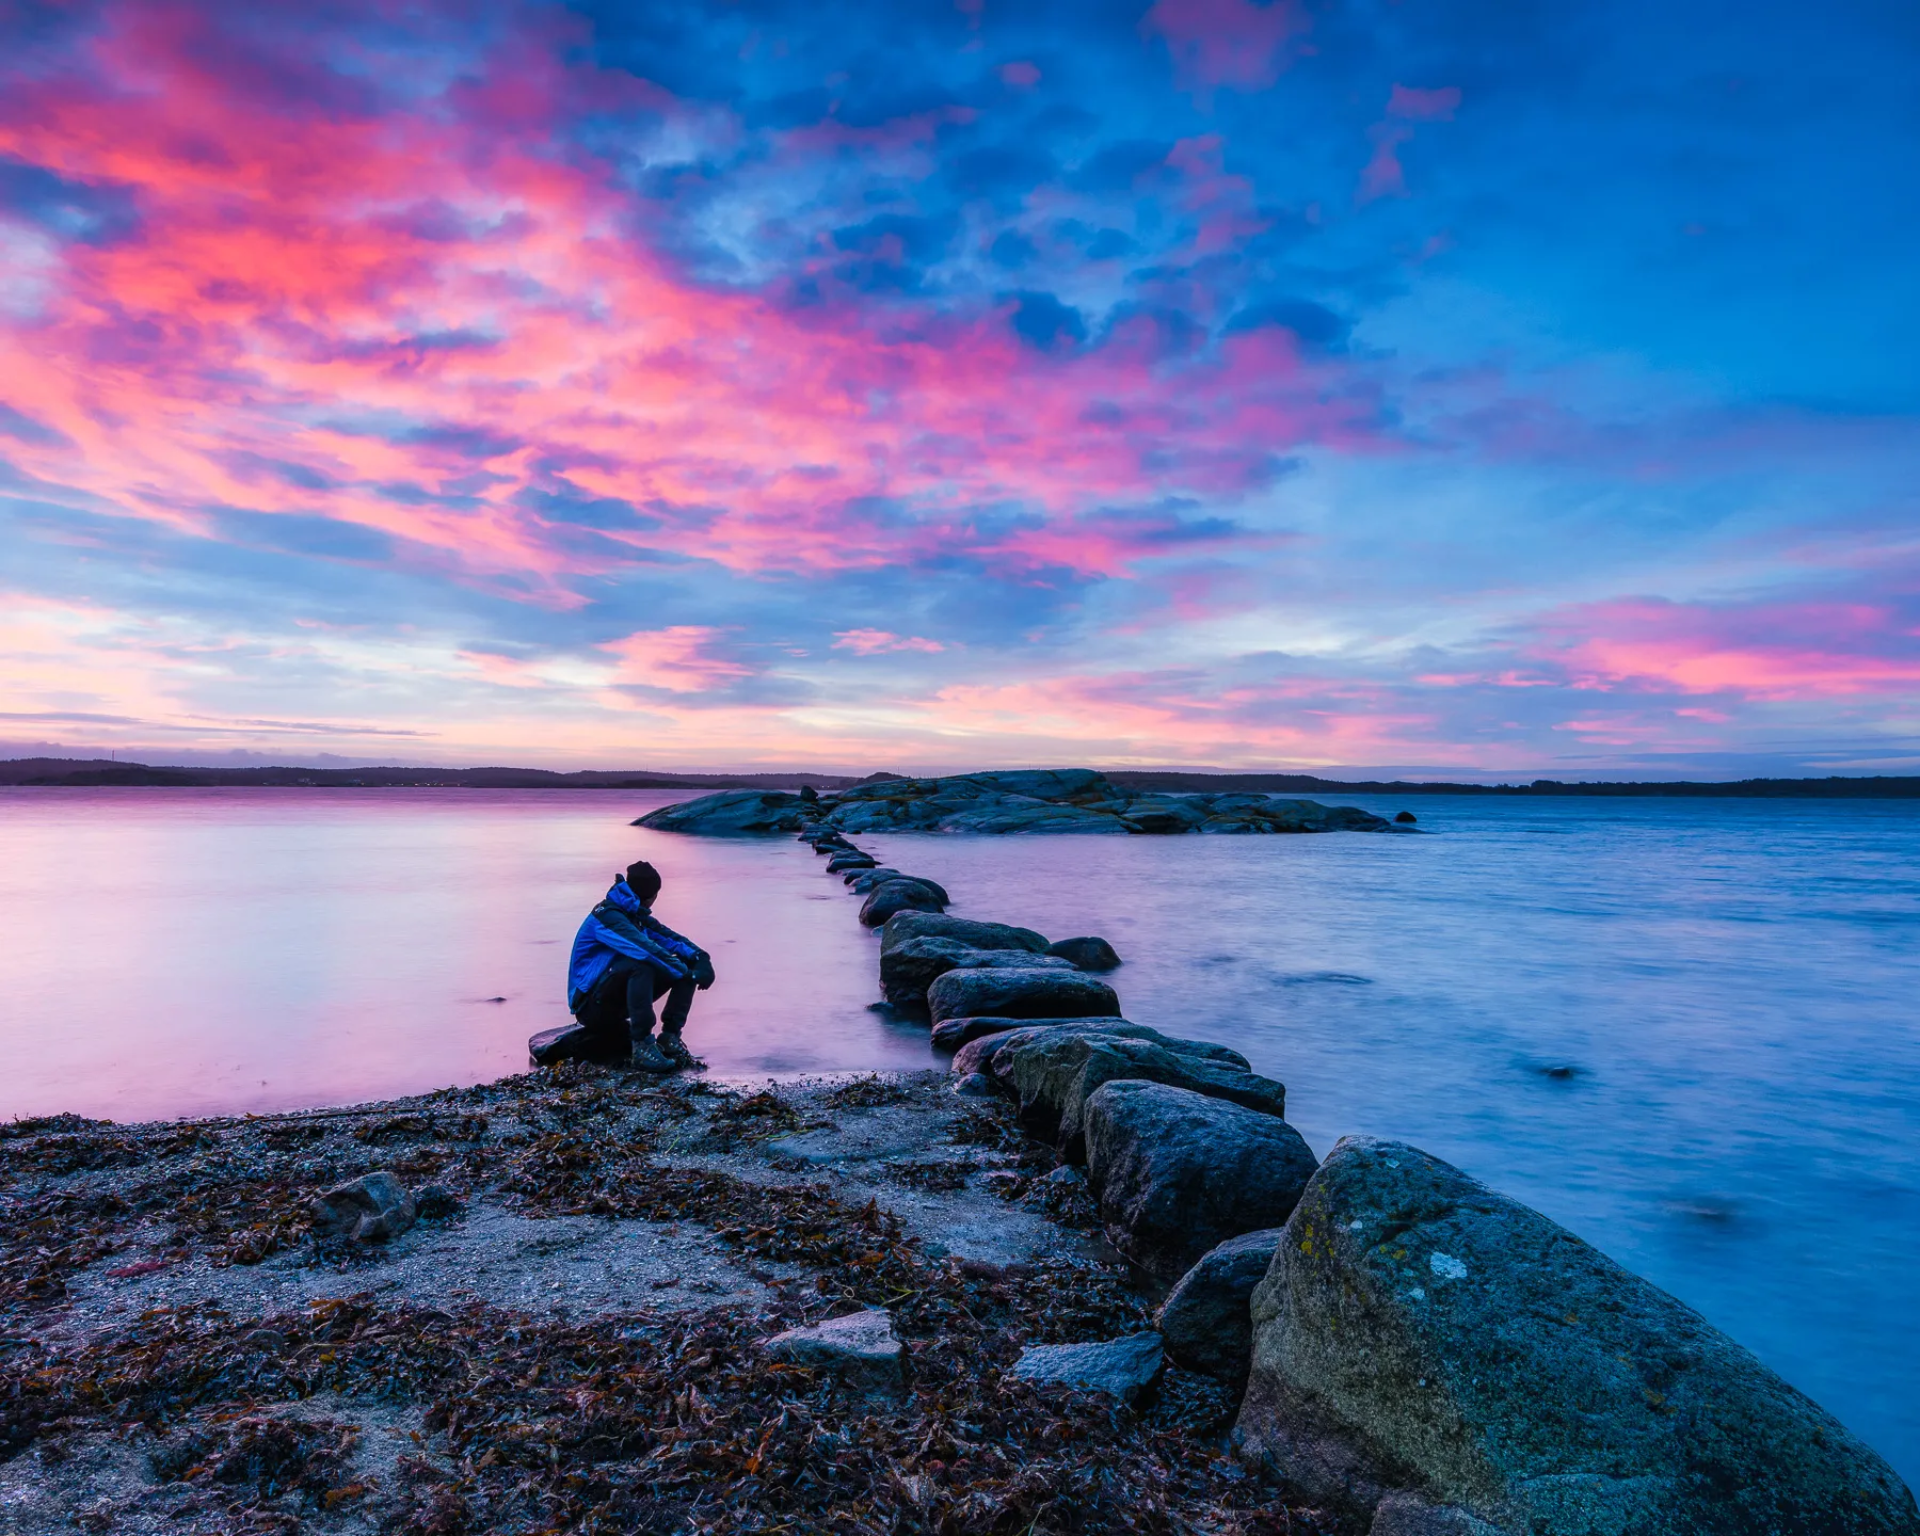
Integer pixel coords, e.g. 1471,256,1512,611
1,787,1916,1481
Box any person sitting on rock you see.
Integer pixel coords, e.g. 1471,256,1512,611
566,860,715,1071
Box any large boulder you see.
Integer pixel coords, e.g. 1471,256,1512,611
995,1029,1286,1157
929,1012,1127,1052
926,966,1119,1026
1156,1228,1285,1381
881,910,1050,956
1084,1081,1317,1284
1047,935,1122,971
951,1020,1249,1080
635,790,809,835
858,878,947,927
880,938,1074,1011
1236,1137,1920,1535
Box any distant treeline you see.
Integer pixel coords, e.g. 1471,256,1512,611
5,758,1918,797
1105,771,1920,798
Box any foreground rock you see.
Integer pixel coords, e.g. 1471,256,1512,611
1085,1082,1315,1282
760,1309,904,1389
1047,935,1122,971
880,938,1075,1011
995,1029,1287,1156
310,1171,417,1243
638,769,1400,837
926,967,1120,1025
1236,1136,1920,1535
1155,1228,1284,1381
951,1019,1250,1080
1010,1333,1163,1403
528,1022,627,1068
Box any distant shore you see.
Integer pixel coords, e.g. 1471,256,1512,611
7,755,1920,797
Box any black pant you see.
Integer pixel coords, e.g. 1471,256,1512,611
577,957,695,1048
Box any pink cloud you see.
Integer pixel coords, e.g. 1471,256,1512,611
1358,84,1460,203
999,61,1041,88
1143,0,1312,93
832,630,946,655
600,628,751,693
1387,84,1461,121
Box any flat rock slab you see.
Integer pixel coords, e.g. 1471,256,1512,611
952,1020,1249,1080
1011,1332,1164,1402
634,789,812,834
881,910,1051,956
1156,1227,1285,1380
1085,1081,1316,1284
1236,1135,1920,1536
881,939,1074,1011
927,967,1120,1025
761,1309,904,1387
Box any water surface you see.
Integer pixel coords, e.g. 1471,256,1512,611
1,786,1916,1482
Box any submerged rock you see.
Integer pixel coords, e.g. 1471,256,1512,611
1010,1332,1163,1403
1156,1227,1285,1381
995,1029,1286,1157
1047,935,1122,971
1235,1136,1920,1535
1085,1081,1316,1284
635,790,810,835
858,878,947,927
311,1171,417,1244
926,967,1119,1026
760,1309,904,1389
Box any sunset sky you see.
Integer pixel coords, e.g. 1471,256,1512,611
2,0,1915,774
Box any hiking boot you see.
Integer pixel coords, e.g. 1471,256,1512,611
629,1033,675,1073
658,1029,704,1070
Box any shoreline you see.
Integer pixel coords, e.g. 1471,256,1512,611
0,1065,1315,1534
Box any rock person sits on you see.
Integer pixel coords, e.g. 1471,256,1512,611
561,860,715,1071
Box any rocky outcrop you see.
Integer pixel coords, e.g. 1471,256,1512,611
1084,1082,1317,1284
1010,1333,1163,1403
1047,935,1121,971
994,1030,1287,1156
858,878,947,927
1155,1228,1284,1381
640,770,1399,837
926,967,1120,1026
880,939,1075,1011
881,911,1051,957
760,1309,904,1389
951,1020,1250,1080
311,1171,417,1243
1235,1137,1920,1536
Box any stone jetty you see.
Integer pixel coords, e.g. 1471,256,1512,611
623,786,1920,1536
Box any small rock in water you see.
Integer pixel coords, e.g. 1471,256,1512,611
951,1072,999,1098
1011,1332,1163,1402
761,1309,904,1388
311,1171,416,1243
1047,935,1122,971
826,850,877,873
859,878,947,927
1538,1063,1578,1080
798,783,820,802
1394,810,1418,824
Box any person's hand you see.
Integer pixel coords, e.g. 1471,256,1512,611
692,950,716,990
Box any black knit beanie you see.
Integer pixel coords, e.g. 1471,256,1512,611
623,860,662,903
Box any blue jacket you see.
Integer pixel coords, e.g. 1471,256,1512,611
567,878,703,1012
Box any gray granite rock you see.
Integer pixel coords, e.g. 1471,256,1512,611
880,910,1050,957
997,1030,1285,1157
1010,1332,1163,1402
1084,1081,1315,1283
825,850,876,873
858,878,947,927
926,967,1119,1025
951,1020,1249,1080
1368,1497,1503,1536
634,789,810,834
845,866,904,892
1047,935,1122,971
879,939,1071,1011
929,1012,1127,1052
1235,1136,1920,1535
1156,1228,1284,1380
760,1309,904,1388
310,1171,416,1243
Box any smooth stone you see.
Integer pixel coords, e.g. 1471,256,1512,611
997,1030,1286,1158
925,967,1119,1026
1156,1228,1285,1380
1047,935,1122,971
858,878,947,927
845,865,903,890
634,789,811,835
1011,1332,1163,1402
310,1171,417,1243
528,1023,628,1067
929,1012,1127,1053
760,1309,904,1388
1235,1136,1920,1534
1085,1081,1316,1284
951,1020,1250,1081
880,910,1050,957
825,851,877,872
883,940,1075,1012
1394,810,1418,825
